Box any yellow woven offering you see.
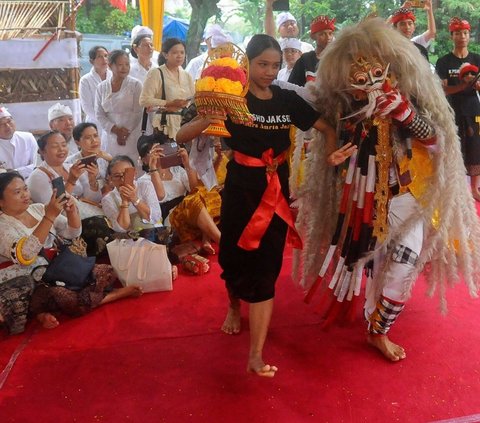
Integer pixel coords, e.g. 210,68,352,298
195,43,253,137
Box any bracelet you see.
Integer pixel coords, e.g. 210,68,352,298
66,178,77,185
133,198,141,207
15,237,36,266
148,168,158,174
120,204,129,209
43,215,55,225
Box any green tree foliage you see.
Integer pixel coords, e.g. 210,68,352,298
231,0,480,62
76,0,140,35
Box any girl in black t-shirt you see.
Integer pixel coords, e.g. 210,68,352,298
177,34,355,378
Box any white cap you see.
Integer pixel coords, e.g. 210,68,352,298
0,106,12,120
131,25,153,41
211,32,233,48
276,12,296,29
280,38,302,51
203,24,226,41
48,103,73,122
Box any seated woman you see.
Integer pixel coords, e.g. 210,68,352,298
138,140,221,254
66,122,112,191
101,155,162,233
28,131,102,219
0,171,141,334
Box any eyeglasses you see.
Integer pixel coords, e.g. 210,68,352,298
464,71,477,77
110,173,125,181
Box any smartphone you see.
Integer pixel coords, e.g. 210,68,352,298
410,0,425,7
51,176,66,199
123,167,135,186
159,142,183,169
272,0,289,11
79,154,97,166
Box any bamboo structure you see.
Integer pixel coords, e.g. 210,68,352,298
0,0,80,132
0,1,70,40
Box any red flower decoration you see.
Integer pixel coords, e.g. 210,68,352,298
201,65,247,86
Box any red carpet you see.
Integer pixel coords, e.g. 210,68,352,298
1,239,480,422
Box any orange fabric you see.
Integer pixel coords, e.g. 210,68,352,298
233,149,302,251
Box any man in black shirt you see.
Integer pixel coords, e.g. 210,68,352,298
288,15,335,86
436,17,480,200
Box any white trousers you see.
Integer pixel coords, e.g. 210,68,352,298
365,192,424,316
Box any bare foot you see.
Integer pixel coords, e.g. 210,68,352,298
367,333,406,362
172,265,178,281
221,305,241,335
247,356,278,378
36,312,59,329
201,239,215,255
101,286,143,304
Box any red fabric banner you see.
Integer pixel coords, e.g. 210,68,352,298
109,0,127,13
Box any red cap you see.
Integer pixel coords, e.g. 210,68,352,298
310,15,335,35
391,8,416,25
459,62,478,80
449,17,471,32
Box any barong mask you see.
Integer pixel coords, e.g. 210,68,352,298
345,56,392,120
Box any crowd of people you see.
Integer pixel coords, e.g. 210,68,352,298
1,1,480,380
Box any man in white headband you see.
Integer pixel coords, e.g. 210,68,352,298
265,2,314,53
0,107,38,178
186,24,232,81
47,103,78,155
129,25,159,65
277,38,302,81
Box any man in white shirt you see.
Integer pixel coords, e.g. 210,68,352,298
277,38,302,82
47,103,78,155
186,24,232,81
389,0,436,59
0,107,38,179
265,2,314,53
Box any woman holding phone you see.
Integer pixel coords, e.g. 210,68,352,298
66,122,113,194
28,131,102,219
139,38,195,140
101,155,162,233
137,140,221,254
0,171,142,335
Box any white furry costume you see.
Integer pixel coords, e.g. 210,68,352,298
293,19,480,323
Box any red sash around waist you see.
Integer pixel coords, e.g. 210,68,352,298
233,148,302,251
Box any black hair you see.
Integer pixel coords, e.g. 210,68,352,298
0,171,23,200
108,49,129,66
106,155,135,176
131,34,152,59
246,34,282,61
158,37,186,66
72,122,98,142
37,130,62,152
88,46,108,61
137,140,155,172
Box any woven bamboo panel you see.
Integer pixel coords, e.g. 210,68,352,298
0,68,79,103
0,1,69,40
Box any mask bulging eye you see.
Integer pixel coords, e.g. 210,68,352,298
371,65,384,78
353,72,368,85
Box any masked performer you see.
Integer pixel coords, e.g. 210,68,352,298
293,18,480,362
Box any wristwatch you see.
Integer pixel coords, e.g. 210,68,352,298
133,198,141,207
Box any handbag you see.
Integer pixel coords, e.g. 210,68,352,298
42,238,96,291
106,237,172,293
137,68,177,152
80,215,115,257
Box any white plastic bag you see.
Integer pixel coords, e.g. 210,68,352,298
107,238,172,293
